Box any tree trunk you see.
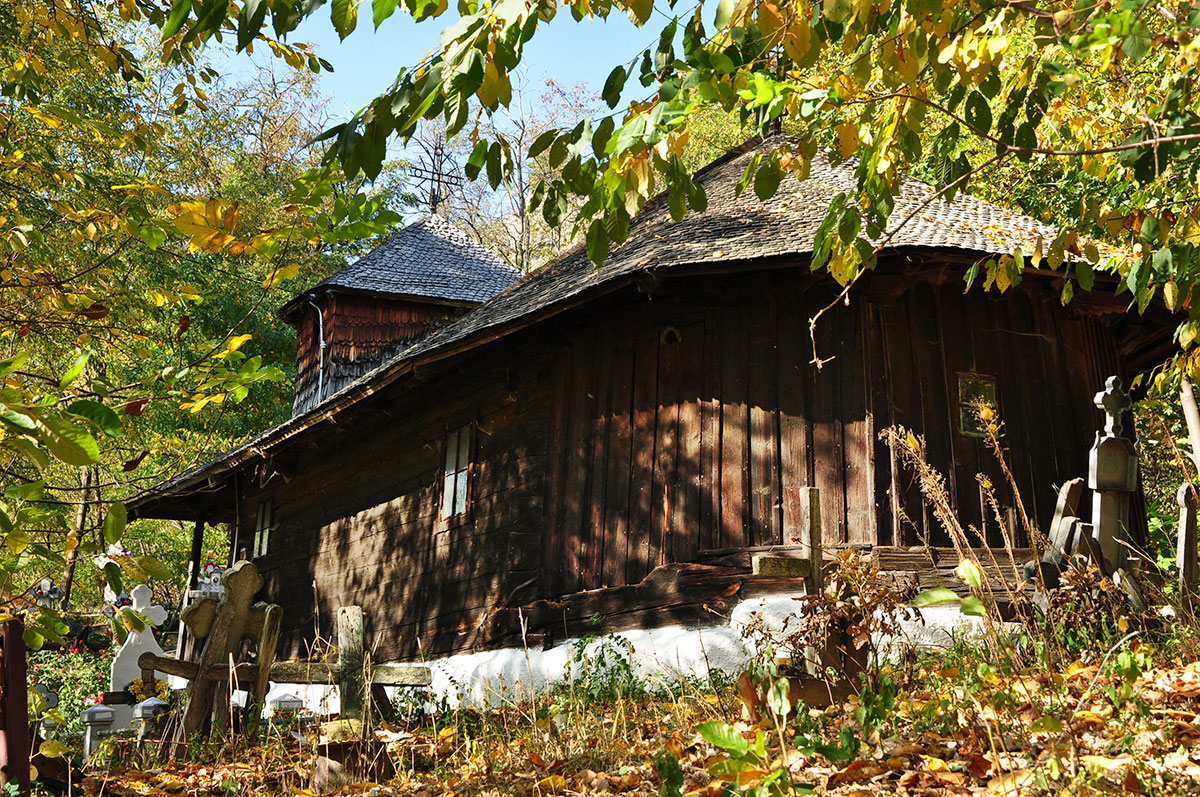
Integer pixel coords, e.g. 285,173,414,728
1181,378,1200,473
59,467,92,610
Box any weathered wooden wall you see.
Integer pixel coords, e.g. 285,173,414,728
291,294,464,415
539,265,1128,593
237,333,553,661
241,260,1131,660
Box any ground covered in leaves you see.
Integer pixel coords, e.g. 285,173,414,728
74,641,1200,797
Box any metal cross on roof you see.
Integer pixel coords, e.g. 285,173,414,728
1094,375,1132,437
408,137,463,215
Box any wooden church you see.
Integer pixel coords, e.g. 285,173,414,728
130,138,1174,663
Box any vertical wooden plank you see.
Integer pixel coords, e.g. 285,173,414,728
864,302,894,546
602,343,635,587
561,336,595,594
778,277,810,546
627,328,659,583
584,333,613,590
810,286,846,546
653,327,681,567
338,606,365,720
842,297,873,544
988,298,1039,547
673,323,705,563
935,282,983,538
907,281,953,546
878,293,925,545
748,281,781,546
699,307,719,551
720,303,750,548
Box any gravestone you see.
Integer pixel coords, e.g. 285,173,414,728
107,585,168,729
1089,377,1137,575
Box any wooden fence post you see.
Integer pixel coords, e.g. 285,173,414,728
337,607,365,721
1178,483,1198,613
798,487,823,593
0,620,30,793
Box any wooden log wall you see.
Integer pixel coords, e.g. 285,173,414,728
240,259,1132,661
237,334,553,662
539,265,1129,595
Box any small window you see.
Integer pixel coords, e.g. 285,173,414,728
958,374,998,437
253,499,273,558
440,426,472,520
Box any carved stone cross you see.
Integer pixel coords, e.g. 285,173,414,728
108,584,169,729
1094,376,1132,438
175,560,281,745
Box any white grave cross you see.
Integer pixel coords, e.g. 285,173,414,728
108,584,169,728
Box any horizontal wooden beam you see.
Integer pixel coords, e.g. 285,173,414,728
138,653,431,687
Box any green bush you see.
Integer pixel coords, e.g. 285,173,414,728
28,648,114,731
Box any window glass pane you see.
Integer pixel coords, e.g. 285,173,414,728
441,474,457,518
457,426,470,474
443,428,459,477
958,375,997,437
454,471,468,516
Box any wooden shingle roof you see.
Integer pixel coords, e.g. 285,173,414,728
126,137,1102,519
284,214,521,316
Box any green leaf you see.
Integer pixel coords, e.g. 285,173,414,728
602,65,627,109
0,352,27,379
964,92,992,134
1076,259,1095,291
161,0,194,39
67,400,123,437
585,221,610,266
960,596,987,616
38,415,100,466
22,628,44,651
5,529,29,555
136,555,175,583
104,502,127,545
237,0,268,50
753,158,783,201
698,721,749,755
103,561,124,597
529,130,557,159
465,139,489,180
372,0,399,28
910,587,962,607
714,0,735,28
955,559,984,589
331,0,359,39
59,352,90,389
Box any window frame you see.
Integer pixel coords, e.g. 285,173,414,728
957,373,999,438
253,498,273,559
438,424,474,526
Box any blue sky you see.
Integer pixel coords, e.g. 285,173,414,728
289,10,657,121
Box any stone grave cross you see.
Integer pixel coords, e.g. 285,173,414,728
1089,376,1138,575
1096,376,1132,437
108,585,168,729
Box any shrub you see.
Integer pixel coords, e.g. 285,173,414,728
28,648,114,731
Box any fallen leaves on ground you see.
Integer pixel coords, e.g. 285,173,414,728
72,655,1200,796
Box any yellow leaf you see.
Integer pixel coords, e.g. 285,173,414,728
783,19,811,61
1080,754,1131,771
536,775,566,794
836,123,859,158
38,739,68,758
224,334,252,354
922,755,950,772
222,202,239,233
986,769,1033,796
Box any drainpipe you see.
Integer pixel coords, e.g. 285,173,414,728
307,297,327,403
